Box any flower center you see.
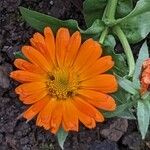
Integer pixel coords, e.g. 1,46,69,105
46,69,80,100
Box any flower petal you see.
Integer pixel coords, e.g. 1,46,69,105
56,28,70,67
73,39,102,72
44,27,56,66
10,70,46,83
30,32,46,56
15,82,47,104
62,100,78,132
50,101,63,134
64,31,81,67
36,98,56,130
22,46,52,72
78,89,116,111
80,74,118,93
23,95,49,121
14,59,44,74
77,111,96,129
72,96,104,122
80,56,114,81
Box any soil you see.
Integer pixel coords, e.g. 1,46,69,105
0,0,150,150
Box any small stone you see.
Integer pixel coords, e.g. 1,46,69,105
122,132,144,150
90,140,119,150
100,118,128,141
0,66,10,89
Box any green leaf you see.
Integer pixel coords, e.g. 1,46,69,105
117,75,138,95
57,128,68,149
120,12,150,43
14,51,27,60
118,0,150,22
83,0,106,27
80,19,105,40
83,0,133,27
103,35,128,76
137,99,150,139
19,6,78,33
117,0,150,43
133,42,149,88
104,102,133,118
19,7,104,40
116,0,133,18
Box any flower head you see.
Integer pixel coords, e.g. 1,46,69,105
140,58,150,94
10,27,118,134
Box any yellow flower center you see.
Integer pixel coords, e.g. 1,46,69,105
46,68,80,100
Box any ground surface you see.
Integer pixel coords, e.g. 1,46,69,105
0,0,150,150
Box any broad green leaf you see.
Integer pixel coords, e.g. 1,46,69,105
19,7,104,40
14,51,27,60
57,128,68,149
120,12,150,43
20,6,78,33
137,99,150,139
104,35,128,76
116,0,133,18
133,42,149,88
80,19,105,40
83,0,133,27
117,75,138,95
117,0,150,22
83,0,106,27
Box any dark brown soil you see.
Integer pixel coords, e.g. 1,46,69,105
0,0,150,150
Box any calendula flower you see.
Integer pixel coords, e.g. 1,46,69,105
10,27,118,134
140,58,150,94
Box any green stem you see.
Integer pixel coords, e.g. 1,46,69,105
113,26,135,77
105,0,118,20
99,0,118,44
99,27,109,44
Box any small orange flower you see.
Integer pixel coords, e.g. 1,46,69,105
10,27,118,134
140,58,150,94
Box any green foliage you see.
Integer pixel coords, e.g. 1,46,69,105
14,51,27,60
19,7,105,40
57,128,68,149
83,0,133,27
137,96,150,139
103,35,128,76
117,75,138,95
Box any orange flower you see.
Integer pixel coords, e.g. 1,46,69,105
10,27,118,134
140,58,150,94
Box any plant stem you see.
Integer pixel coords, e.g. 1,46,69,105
105,0,118,20
113,26,135,77
99,0,118,44
99,27,109,44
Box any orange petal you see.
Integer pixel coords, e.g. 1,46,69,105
62,100,78,132
50,101,63,134
36,98,56,130
56,28,70,67
78,89,116,111
15,82,48,104
80,56,114,81
23,95,49,121
72,96,104,122
44,27,56,66
64,31,81,67
30,32,46,56
14,59,44,74
73,39,102,72
22,46,52,72
10,70,46,83
80,74,118,93
77,110,96,129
